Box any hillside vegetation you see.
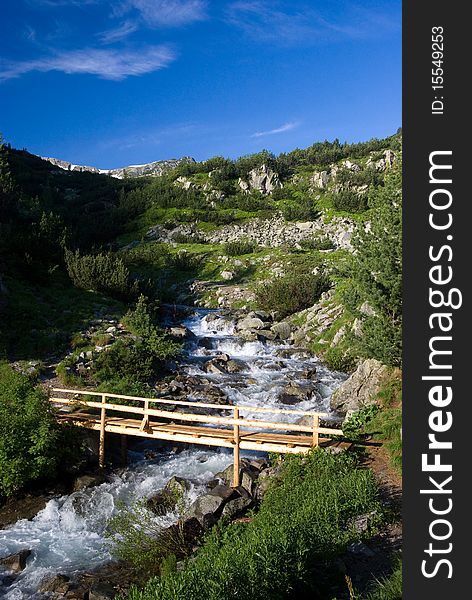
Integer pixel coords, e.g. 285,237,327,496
0,132,402,598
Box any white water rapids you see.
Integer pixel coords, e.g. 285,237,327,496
0,310,346,598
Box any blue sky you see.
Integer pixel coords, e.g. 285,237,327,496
0,0,401,169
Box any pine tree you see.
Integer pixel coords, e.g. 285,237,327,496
345,162,402,366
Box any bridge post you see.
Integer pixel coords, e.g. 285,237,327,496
99,394,106,469
312,414,320,447
233,407,240,487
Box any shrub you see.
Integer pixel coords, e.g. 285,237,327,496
299,237,335,251
0,363,62,496
106,499,189,577
332,189,368,213
322,346,357,373
280,201,319,221
256,273,330,318
223,239,257,256
64,248,139,299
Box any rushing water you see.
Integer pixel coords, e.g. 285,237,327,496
0,309,345,599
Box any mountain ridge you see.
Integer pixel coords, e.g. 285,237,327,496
40,155,196,179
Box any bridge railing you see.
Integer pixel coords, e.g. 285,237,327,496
50,387,343,486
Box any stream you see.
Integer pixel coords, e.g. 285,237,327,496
0,309,346,599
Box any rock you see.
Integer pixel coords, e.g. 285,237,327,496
311,170,330,189
147,476,191,515
163,516,204,548
359,301,376,316
239,164,282,195
72,473,105,492
347,541,376,558
330,359,389,415
65,585,89,599
169,326,193,339
222,495,253,520
225,359,247,373
256,329,276,341
89,582,116,600
221,271,235,281
237,316,265,331
0,549,31,572
205,360,227,375
38,574,71,594
332,325,346,346
185,494,225,528
270,322,292,340
209,484,239,502
277,382,317,405
240,468,257,495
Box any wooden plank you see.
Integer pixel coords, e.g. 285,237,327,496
51,388,328,417
50,398,341,435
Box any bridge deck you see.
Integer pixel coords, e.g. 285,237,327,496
50,388,348,485
57,411,350,454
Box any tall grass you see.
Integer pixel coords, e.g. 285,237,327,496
124,451,384,600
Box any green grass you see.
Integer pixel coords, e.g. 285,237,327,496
123,451,386,600
1,272,124,361
364,557,402,600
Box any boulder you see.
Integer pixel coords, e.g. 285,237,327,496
237,316,265,331
239,164,282,195
270,322,292,340
221,271,235,281
169,326,193,339
277,381,317,405
0,549,31,572
89,582,116,600
38,574,71,594
72,473,105,492
147,476,191,515
222,496,254,520
330,359,389,415
185,494,225,528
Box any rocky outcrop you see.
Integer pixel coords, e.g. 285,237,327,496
0,549,31,572
146,213,355,251
330,359,389,415
238,164,282,195
41,156,195,179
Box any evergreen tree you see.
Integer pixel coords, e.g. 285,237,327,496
345,163,402,366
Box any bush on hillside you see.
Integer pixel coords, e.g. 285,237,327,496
0,363,63,496
223,239,258,256
64,248,139,299
332,189,368,213
256,272,330,318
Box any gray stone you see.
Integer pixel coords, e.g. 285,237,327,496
0,549,31,572
237,316,265,331
221,271,235,281
222,496,253,520
277,382,317,405
347,541,375,558
185,494,225,528
270,322,292,340
38,574,70,594
89,582,116,600
330,359,389,415
72,473,105,492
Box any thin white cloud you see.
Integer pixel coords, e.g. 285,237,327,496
251,121,300,138
227,0,400,45
98,20,138,43
120,0,207,28
0,45,176,81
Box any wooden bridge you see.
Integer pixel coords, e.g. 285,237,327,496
49,388,345,487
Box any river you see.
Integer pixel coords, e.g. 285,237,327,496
0,309,345,598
